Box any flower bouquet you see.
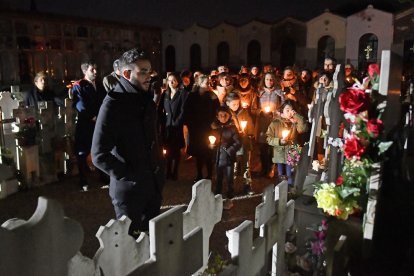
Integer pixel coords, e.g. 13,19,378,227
15,117,38,147
287,144,302,167
314,65,392,220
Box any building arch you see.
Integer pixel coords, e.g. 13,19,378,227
190,43,201,71
358,33,378,71
165,45,176,72
247,40,261,67
317,35,335,68
280,37,296,68
216,41,230,66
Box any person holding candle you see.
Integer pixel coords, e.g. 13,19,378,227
226,92,255,194
256,72,285,177
266,100,308,187
183,74,220,182
210,106,242,203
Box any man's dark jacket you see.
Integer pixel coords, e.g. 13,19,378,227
91,77,165,195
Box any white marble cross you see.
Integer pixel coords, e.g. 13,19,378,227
256,181,295,275
0,197,83,276
183,179,223,270
128,206,203,276
222,220,266,276
94,216,150,276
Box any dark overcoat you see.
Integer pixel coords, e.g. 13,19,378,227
158,87,188,150
183,89,220,156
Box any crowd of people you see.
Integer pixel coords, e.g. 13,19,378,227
24,48,361,235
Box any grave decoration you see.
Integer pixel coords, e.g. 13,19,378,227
313,64,392,220
287,143,302,169
15,116,38,146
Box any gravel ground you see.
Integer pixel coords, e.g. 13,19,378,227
0,156,274,260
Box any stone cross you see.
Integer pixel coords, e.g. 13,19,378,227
0,91,19,121
254,181,295,275
128,206,203,276
94,216,150,276
222,220,266,276
0,197,83,276
326,64,346,182
183,179,223,270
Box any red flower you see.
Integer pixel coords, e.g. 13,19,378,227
368,63,380,78
367,118,383,138
335,208,343,216
344,135,366,160
335,176,344,186
339,88,370,114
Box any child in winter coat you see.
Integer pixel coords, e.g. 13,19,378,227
266,100,308,187
211,106,242,200
225,92,255,194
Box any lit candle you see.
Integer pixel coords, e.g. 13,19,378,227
163,149,167,155
242,102,248,108
208,135,216,145
282,129,290,139
264,106,271,113
240,120,247,132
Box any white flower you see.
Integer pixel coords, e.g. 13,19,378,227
312,160,320,171
344,113,356,123
377,101,387,111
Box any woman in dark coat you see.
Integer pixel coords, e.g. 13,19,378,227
25,71,57,109
158,72,188,180
183,74,220,182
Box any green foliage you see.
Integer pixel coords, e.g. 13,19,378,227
201,252,228,275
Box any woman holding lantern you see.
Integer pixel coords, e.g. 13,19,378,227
266,100,308,187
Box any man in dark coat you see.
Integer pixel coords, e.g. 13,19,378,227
72,60,105,190
91,48,165,236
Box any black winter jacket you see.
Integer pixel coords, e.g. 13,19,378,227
91,77,165,194
211,120,242,167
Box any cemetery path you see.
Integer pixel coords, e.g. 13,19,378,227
0,155,273,260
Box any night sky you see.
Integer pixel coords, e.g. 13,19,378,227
0,0,413,29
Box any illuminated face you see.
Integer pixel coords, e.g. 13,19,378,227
210,70,218,76
324,59,335,73
238,78,249,89
264,74,275,88
128,59,152,91
35,76,46,91
219,76,232,87
283,69,294,80
217,111,230,124
263,65,273,73
218,66,229,73
282,104,294,118
83,65,97,82
182,76,191,86
227,99,240,112
251,67,259,75
167,75,179,90
300,71,310,82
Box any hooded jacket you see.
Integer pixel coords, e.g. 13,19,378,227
91,77,165,194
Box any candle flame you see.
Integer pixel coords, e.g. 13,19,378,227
240,120,247,132
208,135,216,145
282,129,290,139
264,106,271,113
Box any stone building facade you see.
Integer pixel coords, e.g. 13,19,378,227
0,9,161,86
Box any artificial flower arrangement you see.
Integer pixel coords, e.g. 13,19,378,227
314,64,392,220
15,116,38,147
